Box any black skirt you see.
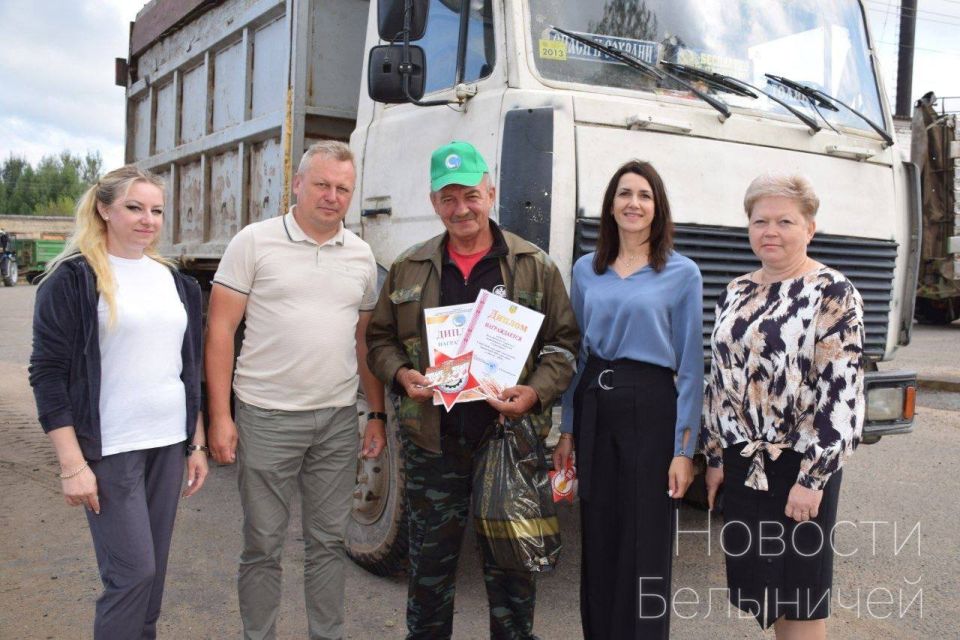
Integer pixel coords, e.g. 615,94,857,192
721,441,843,628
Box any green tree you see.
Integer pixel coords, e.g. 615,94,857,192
37,194,78,216
81,152,103,186
8,164,38,214
1,156,30,213
588,0,659,40
0,151,103,215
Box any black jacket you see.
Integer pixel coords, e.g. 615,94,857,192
29,255,202,461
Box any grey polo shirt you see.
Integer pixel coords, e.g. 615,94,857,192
214,209,378,411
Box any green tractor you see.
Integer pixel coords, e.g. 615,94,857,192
15,238,66,284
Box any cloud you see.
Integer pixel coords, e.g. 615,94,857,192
0,0,141,168
1,0,958,175
866,0,960,108
0,115,116,166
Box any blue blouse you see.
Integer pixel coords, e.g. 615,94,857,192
560,251,704,458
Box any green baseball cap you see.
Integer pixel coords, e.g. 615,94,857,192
430,141,489,191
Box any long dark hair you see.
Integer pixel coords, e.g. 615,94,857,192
592,160,674,274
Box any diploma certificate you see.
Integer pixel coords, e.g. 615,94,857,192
423,303,484,405
457,289,545,399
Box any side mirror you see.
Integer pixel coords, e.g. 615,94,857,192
378,0,430,42
367,45,427,103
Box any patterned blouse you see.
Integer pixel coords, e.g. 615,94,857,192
701,267,865,491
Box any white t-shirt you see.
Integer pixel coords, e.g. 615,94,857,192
98,255,188,456
213,211,378,411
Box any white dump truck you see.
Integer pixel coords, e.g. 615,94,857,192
122,0,920,574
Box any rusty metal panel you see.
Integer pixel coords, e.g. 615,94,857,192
180,64,207,144
133,0,283,83
251,16,286,119
306,0,367,118
209,150,241,241
133,95,152,161
153,167,175,246
155,81,177,153
213,40,245,131
130,0,217,56
249,138,283,222
127,0,363,262
177,161,205,244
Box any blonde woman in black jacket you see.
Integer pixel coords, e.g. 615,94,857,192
29,165,207,640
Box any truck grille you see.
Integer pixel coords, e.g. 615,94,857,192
574,221,896,360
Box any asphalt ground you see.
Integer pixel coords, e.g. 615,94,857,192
1,284,957,639
881,320,960,391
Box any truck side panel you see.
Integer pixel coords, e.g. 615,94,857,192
125,0,368,264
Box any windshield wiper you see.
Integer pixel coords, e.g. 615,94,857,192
764,73,893,147
661,62,821,135
661,61,756,98
550,27,731,121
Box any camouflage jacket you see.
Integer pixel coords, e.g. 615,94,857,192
366,226,579,453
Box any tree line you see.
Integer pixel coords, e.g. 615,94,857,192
0,152,103,216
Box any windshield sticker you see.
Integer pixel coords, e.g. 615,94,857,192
539,39,567,61
672,47,751,80
542,29,659,66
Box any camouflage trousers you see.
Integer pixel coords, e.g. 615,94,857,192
403,428,537,640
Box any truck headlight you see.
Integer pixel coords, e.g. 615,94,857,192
866,385,916,422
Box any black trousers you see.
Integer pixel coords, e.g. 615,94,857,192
574,357,677,640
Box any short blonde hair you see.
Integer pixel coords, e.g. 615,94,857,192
743,173,820,220
297,140,353,174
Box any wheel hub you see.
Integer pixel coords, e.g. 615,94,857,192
352,414,390,525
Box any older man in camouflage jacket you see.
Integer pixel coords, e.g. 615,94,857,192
366,141,579,639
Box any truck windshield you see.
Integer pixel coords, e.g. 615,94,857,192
527,0,885,134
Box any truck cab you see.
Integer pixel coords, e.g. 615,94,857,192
351,0,919,432
350,0,921,569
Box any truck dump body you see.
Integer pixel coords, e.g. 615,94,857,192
124,0,368,265
912,92,960,324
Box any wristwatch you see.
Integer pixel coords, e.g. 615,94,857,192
367,411,388,422
187,444,209,454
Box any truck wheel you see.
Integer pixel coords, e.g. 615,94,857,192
2,260,17,286
682,454,712,511
345,392,408,576
915,298,959,325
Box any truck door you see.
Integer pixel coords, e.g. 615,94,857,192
356,0,507,267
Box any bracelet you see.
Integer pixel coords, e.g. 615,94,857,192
58,462,89,479
558,433,573,440
367,411,388,422
187,444,209,454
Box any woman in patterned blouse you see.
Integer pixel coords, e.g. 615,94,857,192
701,174,865,638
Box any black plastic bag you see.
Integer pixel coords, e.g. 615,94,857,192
473,417,561,573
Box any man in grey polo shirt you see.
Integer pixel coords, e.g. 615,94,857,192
206,140,386,640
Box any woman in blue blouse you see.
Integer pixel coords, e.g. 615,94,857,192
555,160,703,639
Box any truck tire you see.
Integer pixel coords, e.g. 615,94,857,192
915,298,959,325
2,260,17,286
682,454,713,511
345,392,409,576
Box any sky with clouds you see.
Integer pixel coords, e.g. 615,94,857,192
1,0,958,171
0,0,140,169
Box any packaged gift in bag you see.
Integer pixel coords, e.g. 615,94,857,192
473,417,561,573
549,460,577,503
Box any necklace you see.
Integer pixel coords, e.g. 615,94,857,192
619,252,648,265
